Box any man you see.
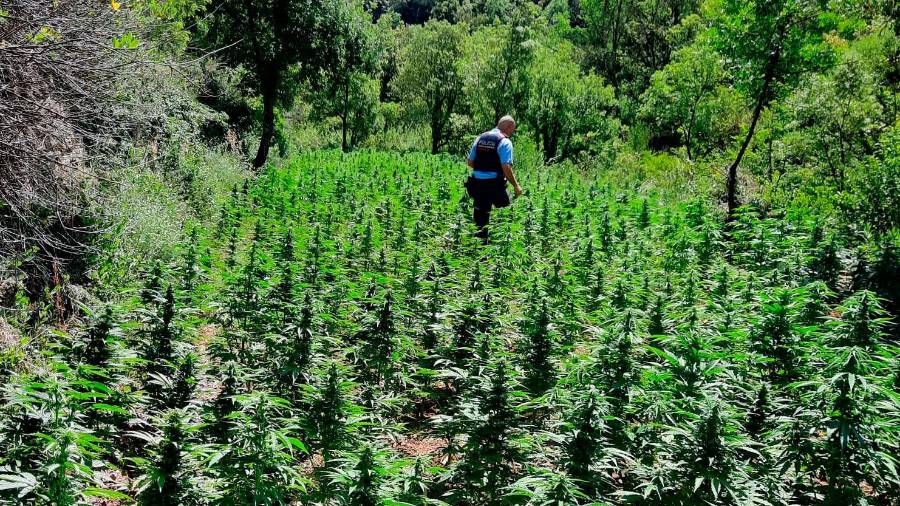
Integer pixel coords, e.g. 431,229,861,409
465,115,523,240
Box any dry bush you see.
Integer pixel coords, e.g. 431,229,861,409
0,0,147,301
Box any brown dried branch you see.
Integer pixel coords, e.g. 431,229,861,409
0,0,145,298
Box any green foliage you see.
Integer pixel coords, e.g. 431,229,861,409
521,292,556,393
216,393,307,504
579,0,700,99
524,38,618,162
562,388,605,495
134,410,195,506
841,124,900,233
3,145,899,505
393,20,468,154
464,17,537,127
199,0,346,166
454,361,520,503
311,364,350,461
712,0,834,214
640,41,743,159
346,446,381,505
307,1,381,152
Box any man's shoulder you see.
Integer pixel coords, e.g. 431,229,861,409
475,129,512,147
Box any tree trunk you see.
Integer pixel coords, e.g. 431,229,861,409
430,96,444,155
610,0,623,89
726,86,766,218
431,120,441,155
253,80,277,169
341,79,350,153
726,48,779,220
686,102,697,161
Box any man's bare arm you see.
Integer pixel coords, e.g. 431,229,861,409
467,158,475,168
502,164,523,196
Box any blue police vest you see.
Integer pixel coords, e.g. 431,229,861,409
472,131,506,177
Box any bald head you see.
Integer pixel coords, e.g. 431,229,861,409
497,115,516,136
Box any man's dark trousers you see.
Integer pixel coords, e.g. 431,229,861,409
465,176,510,240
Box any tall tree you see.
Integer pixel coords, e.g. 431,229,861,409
525,38,617,162
639,41,742,159
393,20,467,154
580,0,700,94
203,0,343,168
784,41,886,190
713,0,831,218
309,2,380,152
464,9,537,128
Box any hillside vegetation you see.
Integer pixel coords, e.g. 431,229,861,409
0,0,898,505
1,149,898,504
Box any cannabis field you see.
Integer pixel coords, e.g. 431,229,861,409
0,149,896,505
